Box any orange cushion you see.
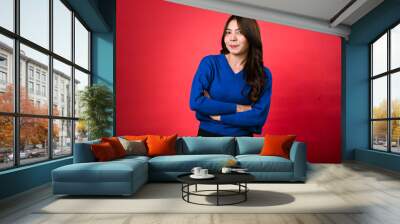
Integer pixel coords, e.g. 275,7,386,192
260,134,296,159
146,134,177,157
124,135,148,141
91,142,117,161
101,137,127,158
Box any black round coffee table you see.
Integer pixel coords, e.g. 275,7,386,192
177,173,255,206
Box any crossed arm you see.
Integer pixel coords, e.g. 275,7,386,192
204,75,272,129
189,57,272,130
203,91,250,120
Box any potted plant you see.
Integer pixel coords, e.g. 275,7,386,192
79,84,113,140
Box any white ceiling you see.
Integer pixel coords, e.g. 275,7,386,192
226,0,353,22
166,0,384,39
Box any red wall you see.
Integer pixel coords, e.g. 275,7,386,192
116,0,342,163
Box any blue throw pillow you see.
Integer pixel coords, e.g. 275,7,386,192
179,137,235,155
236,137,264,155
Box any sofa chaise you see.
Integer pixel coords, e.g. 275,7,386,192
52,137,307,196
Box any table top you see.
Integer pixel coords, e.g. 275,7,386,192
177,172,255,185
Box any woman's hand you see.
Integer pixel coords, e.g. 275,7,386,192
210,115,221,121
237,104,252,112
204,90,211,98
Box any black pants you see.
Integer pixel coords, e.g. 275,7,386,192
197,128,253,137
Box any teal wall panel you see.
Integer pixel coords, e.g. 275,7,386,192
345,0,400,171
0,158,72,199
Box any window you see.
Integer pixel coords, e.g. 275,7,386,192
0,55,7,67
75,17,89,70
28,81,34,94
28,67,34,80
53,59,71,117
0,35,13,111
0,0,91,170
42,85,46,97
35,70,40,81
0,0,14,32
53,119,72,158
74,69,89,119
0,54,7,88
35,83,40,95
0,116,13,170
20,0,49,49
0,71,6,85
371,23,400,154
53,0,72,60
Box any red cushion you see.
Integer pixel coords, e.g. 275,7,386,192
101,137,127,158
146,134,177,157
91,142,117,161
260,134,296,159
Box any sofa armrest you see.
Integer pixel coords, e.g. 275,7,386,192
289,141,307,181
73,140,100,163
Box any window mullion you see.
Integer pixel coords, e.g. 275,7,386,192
71,10,76,155
370,45,374,149
13,0,20,167
49,0,53,160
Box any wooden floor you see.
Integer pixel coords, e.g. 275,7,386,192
1,162,400,224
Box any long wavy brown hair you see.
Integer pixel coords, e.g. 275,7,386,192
220,15,266,102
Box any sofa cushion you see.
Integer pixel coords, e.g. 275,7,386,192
148,154,235,172
73,139,100,163
124,135,148,141
260,134,296,159
91,142,118,161
52,159,147,183
118,137,147,156
101,137,127,158
178,137,235,155
236,137,264,155
236,155,293,172
147,134,178,157
115,155,150,163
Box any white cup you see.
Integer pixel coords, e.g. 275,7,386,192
191,167,202,176
221,167,232,174
200,169,208,176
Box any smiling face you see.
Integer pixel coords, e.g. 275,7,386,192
224,19,249,56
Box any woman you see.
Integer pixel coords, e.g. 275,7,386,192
189,15,272,137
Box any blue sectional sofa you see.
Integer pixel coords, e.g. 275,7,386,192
52,137,307,196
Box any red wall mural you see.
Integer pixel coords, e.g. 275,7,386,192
116,0,342,163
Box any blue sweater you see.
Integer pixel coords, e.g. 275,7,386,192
189,54,272,136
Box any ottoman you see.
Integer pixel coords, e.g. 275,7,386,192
52,158,148,196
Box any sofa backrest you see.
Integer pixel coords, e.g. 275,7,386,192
73,139,100,163
74,136,268,163
177,137,236,155
235,137,264,155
